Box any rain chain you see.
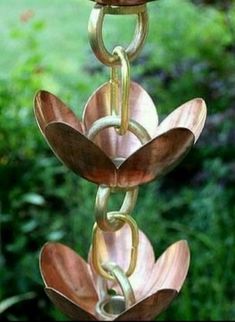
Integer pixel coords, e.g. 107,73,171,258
35,0,207,321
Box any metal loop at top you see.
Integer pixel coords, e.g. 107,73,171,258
95,185,139,232
92,212,139,281
88,4,148,66
111,46,130,135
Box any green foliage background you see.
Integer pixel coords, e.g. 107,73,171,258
0,0,234,320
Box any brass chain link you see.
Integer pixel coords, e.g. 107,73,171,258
88,1,151,316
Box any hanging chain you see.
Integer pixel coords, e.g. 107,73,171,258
95,185,139,231
92,212,139,280
87,2,150,319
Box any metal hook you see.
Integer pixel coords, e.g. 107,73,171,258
88,3,148,66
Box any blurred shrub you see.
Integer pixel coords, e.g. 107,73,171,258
139,0,235,114
0,0,234,321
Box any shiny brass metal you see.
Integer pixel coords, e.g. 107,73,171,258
87,115,151,145
40,231,190,321
96,295,126,320
88,4,148,66
92,213,139,280
110,46,130,135
110,67,119,116
95,185,139,231
96,263,135,320
104,263,135,307
35,90,206,188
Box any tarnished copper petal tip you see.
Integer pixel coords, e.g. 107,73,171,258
34,89,83,135
143,240,190,297
116,289,177,321
45,287,97,321
158,240,190,292
39,242,98,316
156,97,207,143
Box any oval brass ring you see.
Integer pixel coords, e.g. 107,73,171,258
95,185,139,232
96,263,135,320
87,115,151,145
92,213,139,280
111,46,130,135
104,263,136,308
88,4,148,66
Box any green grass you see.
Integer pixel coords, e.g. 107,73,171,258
0,0,142,109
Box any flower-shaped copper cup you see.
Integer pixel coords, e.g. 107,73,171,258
34,82,206,188
40,226,190,321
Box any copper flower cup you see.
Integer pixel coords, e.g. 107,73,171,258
40,226,190,321
34,82,206,188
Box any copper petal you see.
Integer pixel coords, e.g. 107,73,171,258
142,240,190,296
89,225,155,302
116,289,177,321
45,288,176,321
117,128,195,187
45,122,117,186
40,243,98,316
83,82,158,159
34,90,83,135
156,98,207,142
45,288,97,321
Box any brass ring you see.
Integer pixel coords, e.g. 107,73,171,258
95,264,135,320
111,46,130,135
95,185,139,232
92,213,139,280
103,263,136,308
88,4,148,66
86,115,151,144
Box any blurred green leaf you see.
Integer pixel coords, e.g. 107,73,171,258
0,292,36,314
21,193,45,206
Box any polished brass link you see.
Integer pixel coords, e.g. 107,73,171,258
88,4,148,66
87,115,151,144
103,263,135,308
92,212,139,280
95,185,139,232
96,263,135,320
110,46,130,135
110,66,119,116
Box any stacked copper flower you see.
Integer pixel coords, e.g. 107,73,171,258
34,81,206,188
40,226,190,321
